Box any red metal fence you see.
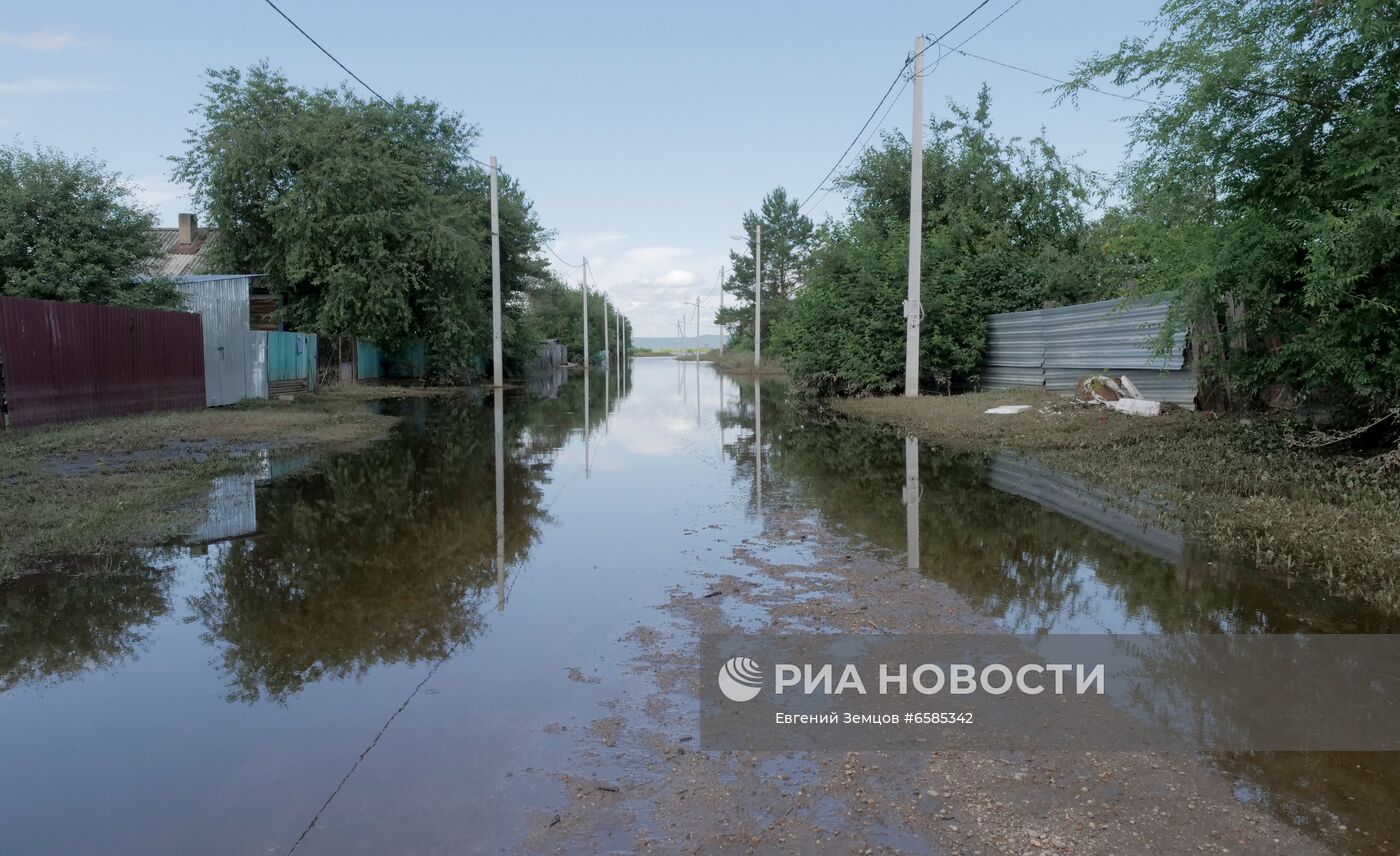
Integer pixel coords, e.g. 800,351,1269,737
0,296,206,429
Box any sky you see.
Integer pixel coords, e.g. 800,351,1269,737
1,0,1164,336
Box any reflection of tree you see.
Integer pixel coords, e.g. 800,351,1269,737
0,554,173,692
724,379,1397,635
189,392,580,703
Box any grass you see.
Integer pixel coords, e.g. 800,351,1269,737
837,389,1400,612
0,383,460,578
684,349,787,377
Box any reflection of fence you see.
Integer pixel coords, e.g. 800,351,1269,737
985,452,1185,566
0,296,205,429
983,297,1195,405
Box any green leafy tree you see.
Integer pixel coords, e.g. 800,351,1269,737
716,187,814,352
777,88,1110,395
0,144,176,308
521,274,629,363
1065,0,1400,417
172,63,547,381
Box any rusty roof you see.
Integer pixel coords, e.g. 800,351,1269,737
149,227,218,277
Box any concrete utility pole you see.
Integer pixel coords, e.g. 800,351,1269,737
582,259,590,369
904,36,925,397
718,266,726,350
754,224,763,369
489,156,504,388
615,306,621,378
687,296,706,362
603,291,610,369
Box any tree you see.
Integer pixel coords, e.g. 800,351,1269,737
715,187,814,351
1065,0,1400,418
520,273,629,363
0,144,176,308
777,88,1110,395
172,63,547,382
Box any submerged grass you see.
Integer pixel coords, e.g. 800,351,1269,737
0,384,460,578
837,390,1400,612
688,349,787,377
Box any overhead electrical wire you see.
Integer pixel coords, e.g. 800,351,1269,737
259,0,493,170
945,46,1164,106
797,0,992,214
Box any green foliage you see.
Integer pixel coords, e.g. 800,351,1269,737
521,274,630,364
0,144,176,308
172,63,547,382
776,88,1115,395
1066,0,1400,417
717,187,814,350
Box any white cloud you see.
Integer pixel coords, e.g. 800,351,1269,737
125,176,191,224
654,269,698,287
624,246,693,263
546,234,729,336
0,78,114,96
0,30,79,51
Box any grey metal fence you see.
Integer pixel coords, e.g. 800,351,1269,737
982,297,1196,406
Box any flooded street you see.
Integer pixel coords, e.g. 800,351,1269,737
1,358,1396,854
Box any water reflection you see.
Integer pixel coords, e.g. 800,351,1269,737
0,554,175,692
714,375,1400,851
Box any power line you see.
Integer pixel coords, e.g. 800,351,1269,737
797,0,992,214
948,46,1163,106
258,0,494,170
545,242,584,268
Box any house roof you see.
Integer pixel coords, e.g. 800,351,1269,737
149,226,217,277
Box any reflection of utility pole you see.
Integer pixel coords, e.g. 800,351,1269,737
754,376,763,515
903,434,920,571
584,369,591,478
494,388,506,611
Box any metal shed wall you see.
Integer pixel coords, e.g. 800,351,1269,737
982,297,1196,406
0,296,205,428
174,275,257,407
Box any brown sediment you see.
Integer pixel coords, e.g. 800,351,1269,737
526,509,1328,855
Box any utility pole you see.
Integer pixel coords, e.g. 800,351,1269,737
579,259,590,369
489,156,503,388
718,266,726,350
904,36,925,397
603,291,610,370
687,296,706,362
754,224,763,369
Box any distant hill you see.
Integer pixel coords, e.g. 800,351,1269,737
633,334,725,351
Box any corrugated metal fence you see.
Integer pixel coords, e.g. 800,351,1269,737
175,275,259,407
0,296,205,428
982,297,1196,405
266,331,317,396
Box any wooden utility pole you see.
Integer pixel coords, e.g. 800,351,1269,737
904,36,924,397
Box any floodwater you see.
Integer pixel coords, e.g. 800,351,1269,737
1,358,1395,854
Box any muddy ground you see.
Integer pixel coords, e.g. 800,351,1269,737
526,511,1333,855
